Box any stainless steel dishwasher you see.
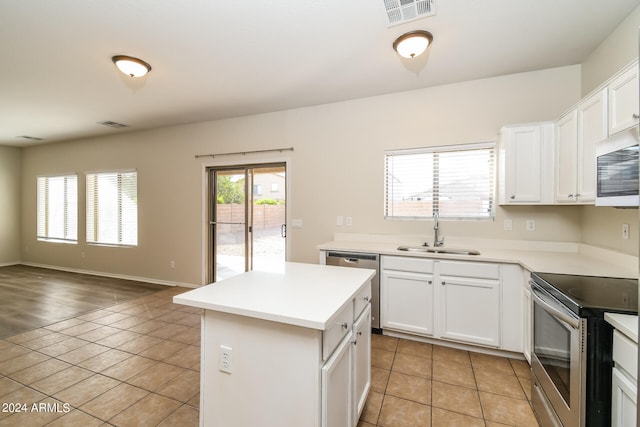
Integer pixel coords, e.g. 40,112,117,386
326,251,380,333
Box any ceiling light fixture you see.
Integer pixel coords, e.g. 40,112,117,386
393,30,434,59
112,55,152,77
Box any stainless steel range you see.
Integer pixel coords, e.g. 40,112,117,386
530,272,637,427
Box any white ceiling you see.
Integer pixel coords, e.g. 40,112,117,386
1,0,638,147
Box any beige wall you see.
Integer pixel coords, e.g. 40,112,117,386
579,4,640,255
21,65,582,285
0,146,22,265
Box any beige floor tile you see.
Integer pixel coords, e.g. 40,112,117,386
163,345,200,368
101,355,157,381
433,359,476,388
357,421,376,427
38,337,91,357
0,351,50,375
95,330,142,348
109,315,149,330
432,407,485,427
0,399,67,426
5,328,54,344
156,369,200,402
360,390,384,424
432,380,483,418
45,409,105,427
475,369,526,400
0,377,23,398
79,383,149,421
470,352,515,376
30,366,94,395
1,384,47,407
432,345,471,366
58,321,102,337
156,404,199,427
54,373,121,407
75,324,121,342
91,312,131,326
109,393,181,427
148,323,192,340
126,319,168,335
75,309,116,322
371,348,395,370
116,334,164,354
378,395,431,427
371,334,399,352
56,343,110,364
44,318,85,332
77,348,132,372
127,362,186,392
371,366,390,393
186,392,200,409
9,358,71,384
19,332,69,350
169,327,201,346
392,353,432,378
518,376,533,401
396,339,432,359
510,358,532,379
386,371,431,405
480,391,539,426
138,339,187,361
0,343,31,362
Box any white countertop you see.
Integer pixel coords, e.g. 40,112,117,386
173,262,374,330
318,233,638,279
605,313,639,343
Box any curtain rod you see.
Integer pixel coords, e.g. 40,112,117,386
195,147,294,159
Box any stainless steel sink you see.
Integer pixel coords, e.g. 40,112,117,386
396,246,480,255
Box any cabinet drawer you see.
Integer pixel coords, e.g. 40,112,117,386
323,303,353,361
382,256,434,273
439,261,500,279
354,282,372,320
613,330,638,380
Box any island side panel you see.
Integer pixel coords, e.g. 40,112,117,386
201,309,323,426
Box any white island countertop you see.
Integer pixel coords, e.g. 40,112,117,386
173,262,374,330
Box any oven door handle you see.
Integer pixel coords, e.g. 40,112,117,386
531,287,580,329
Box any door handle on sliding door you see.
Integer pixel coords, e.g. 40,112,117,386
281,224,286,238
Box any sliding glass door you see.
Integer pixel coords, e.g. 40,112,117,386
208,163,286,282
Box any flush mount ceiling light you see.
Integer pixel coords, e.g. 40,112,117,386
393,30,433,58
112,55,152,77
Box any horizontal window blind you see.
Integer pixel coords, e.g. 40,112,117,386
86,171,138,246
37,175,78,242
385,143,495,220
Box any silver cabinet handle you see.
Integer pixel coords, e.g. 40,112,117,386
633,113,639,119
341,322,349,330
428,280,432,285
441,281,446,286
510,195,515,199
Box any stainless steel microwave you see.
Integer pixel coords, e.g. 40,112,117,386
595,128,639,207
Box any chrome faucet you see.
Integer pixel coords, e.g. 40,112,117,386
433,212,444,247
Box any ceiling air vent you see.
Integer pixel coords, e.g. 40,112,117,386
383,0,436,26
98,121,129,129
17,135,44,141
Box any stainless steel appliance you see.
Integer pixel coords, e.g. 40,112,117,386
595,128,639,207
530,272,637,427
326,251,380,332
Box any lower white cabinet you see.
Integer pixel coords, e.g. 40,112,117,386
352,304,371,424
522,273,532,363
611,329,638,427
381,256,523,352
322,333,352,427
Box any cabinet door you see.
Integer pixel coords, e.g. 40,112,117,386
381,270,434,336
352,305,371,425
555,110,578,202
609,63,639,135
577,89,607,203
504,125,543,203
523,284,532,363
611,367,637,427
439,276,500,347
322,334,352,427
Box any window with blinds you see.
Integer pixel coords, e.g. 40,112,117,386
384,143,496,220
37,175,78,242
86,171,138,246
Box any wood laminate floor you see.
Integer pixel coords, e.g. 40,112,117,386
0,265,166,339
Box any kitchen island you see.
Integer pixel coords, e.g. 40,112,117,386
173,262,374,427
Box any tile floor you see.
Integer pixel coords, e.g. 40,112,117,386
0,268,539,426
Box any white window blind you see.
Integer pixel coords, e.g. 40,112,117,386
385,143,495,220
86,171,138,246
37,175,78,242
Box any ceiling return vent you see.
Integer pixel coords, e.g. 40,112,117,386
98,120,129,128
383,0,436,26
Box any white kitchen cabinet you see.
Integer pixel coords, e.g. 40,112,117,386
522,272,532,363
381,257,434,336
322,333,352,427
498,122,555,205
555,89,605,204
381,256,522,351
608,60,639,135
611,328,638,427
351,304,371,425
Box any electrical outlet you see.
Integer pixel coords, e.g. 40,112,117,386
336,216,343,226
169,260,175,269
219,345,232,373
526,220,536,232
622,223,629,240
346,216,353,226
503,219,513,231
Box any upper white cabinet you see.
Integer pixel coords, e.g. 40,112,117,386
608,60,639,135
498,122,555,205
555,89,606,204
